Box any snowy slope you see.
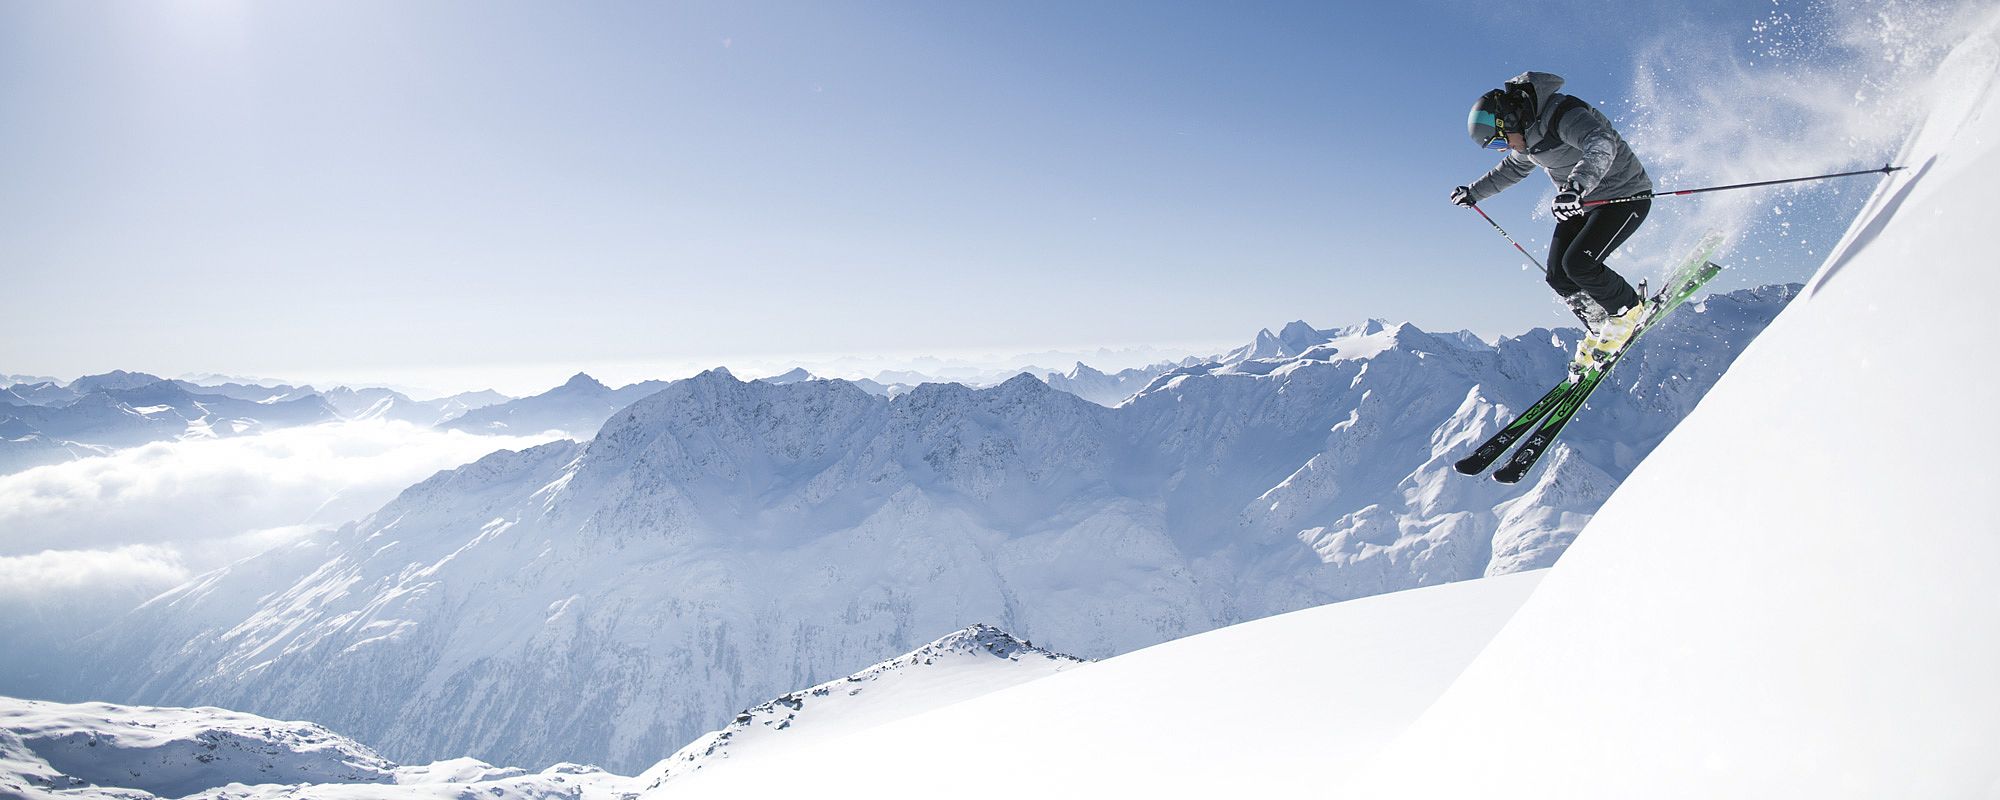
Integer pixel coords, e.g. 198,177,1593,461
0,696,626,800
0,696,397,797
636,625,1082,789
1359,13,2000,797
652,570,1544,798
69,291,1789,772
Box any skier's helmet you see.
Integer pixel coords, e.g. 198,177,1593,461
1467,83,1537,150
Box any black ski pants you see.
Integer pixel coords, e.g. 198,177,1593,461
1546,198,1649,314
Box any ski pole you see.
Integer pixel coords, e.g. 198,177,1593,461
1582,164,1905,207
1467,202,1548,275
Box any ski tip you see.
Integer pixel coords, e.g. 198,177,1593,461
1491,469,1525,485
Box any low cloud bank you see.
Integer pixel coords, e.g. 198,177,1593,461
0,421,561,647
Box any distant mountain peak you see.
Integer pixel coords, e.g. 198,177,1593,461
559,372,610,392
1066,361,1108,380
761,367,815,384
996,371,1051,392
1278,319,1322,343
691,366,739,384
70,370,167,394
113,378,198,398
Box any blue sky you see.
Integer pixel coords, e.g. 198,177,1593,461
0,0,1910,392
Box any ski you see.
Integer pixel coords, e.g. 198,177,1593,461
1490,236,1725,484
1452,231,1723,482
1453,378,1580,475
1490,366,1610,484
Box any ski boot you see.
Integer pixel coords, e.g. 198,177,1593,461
1562,291,1609,335
1563,292,1609,379
1582,301,1648,367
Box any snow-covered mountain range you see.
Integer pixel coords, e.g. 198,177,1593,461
0,375,514,474
320,386,511,427
0,695,616,800
761,367,915,398
1036,360,1183,406
52,284,1793,772
434,372,669,438
0,379,342,473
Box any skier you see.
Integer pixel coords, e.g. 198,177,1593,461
1450,72,1655,357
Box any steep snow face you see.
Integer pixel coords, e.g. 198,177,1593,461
1363,14,2000,797
75,291,1789,772
638,625,1082,789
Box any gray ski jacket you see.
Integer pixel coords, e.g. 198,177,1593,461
1464,71,1652,204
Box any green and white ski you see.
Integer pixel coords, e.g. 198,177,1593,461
1456,232,1725,483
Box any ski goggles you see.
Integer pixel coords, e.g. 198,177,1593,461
1470,109,1508,150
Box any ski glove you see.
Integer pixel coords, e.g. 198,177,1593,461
1552,184,1584,221
1450,185,1475,208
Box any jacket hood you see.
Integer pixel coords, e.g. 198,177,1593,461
1506,71,1566,107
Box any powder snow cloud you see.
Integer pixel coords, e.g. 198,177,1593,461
1605,0,1981,283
